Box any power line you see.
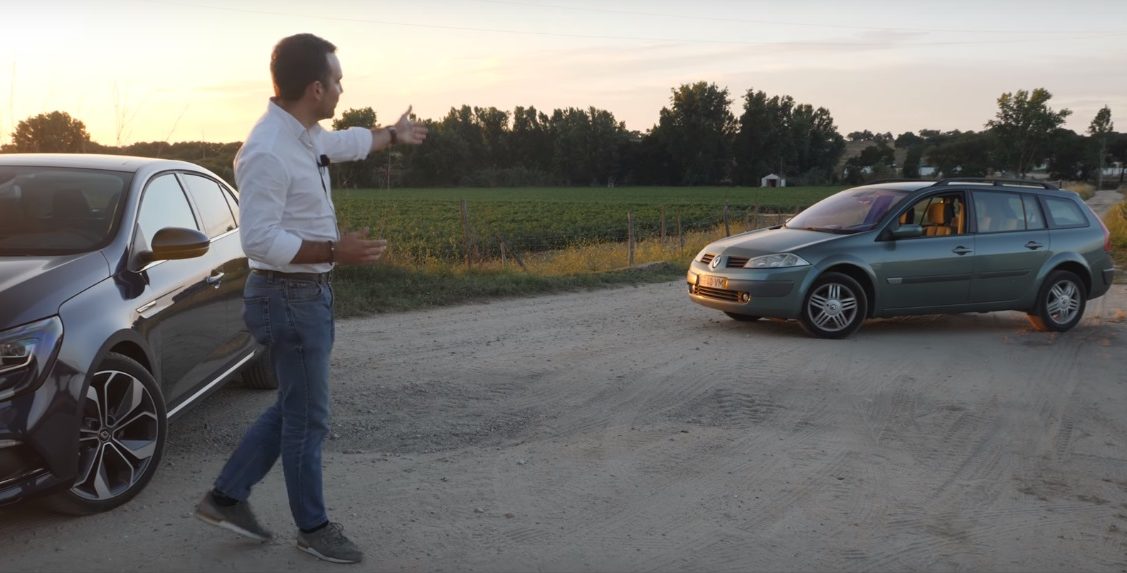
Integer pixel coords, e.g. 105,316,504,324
470,0,1127,36
126,0,1125,47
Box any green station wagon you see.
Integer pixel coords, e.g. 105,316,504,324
687,179,1116,338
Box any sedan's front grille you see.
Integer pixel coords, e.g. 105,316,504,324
694,286,741,302
726,257,748,268
700,253,715,265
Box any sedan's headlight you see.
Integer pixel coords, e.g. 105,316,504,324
0,316,63,400
744,253,811,269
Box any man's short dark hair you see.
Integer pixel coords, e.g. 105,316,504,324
271,34,337,101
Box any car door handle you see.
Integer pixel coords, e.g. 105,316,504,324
1025,241,1044,250
206,272,225,288
952,246,973,255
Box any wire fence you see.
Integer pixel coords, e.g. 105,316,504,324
334,198,799,270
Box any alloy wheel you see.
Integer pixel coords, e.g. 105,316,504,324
73,369,161,501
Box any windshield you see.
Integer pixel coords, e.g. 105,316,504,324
786,187,910,233
0,166,132,255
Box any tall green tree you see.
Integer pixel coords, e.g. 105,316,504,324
1088,106,1113,189
510,105,553,174
927,131,994,178
1046,128,1094,181
9,111,91,152
985,88,1071,177
651,82,736,185
330,107,379,188
733,90,843,185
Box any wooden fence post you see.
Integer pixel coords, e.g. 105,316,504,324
660,207,667,246
723,203,730,237
677,210,683,255
460,200,471,269
627,211,635,267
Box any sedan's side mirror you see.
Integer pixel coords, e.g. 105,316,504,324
140,227,210,265
890,224,924,239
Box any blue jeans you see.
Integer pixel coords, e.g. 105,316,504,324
214,271,335,530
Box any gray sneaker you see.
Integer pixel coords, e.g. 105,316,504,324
194,492,273,542
296,522,363,564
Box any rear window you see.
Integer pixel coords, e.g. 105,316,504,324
1042,196,1088,228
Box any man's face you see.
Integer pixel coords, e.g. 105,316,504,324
317,52,344,120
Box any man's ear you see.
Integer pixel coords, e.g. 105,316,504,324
307,80,324,101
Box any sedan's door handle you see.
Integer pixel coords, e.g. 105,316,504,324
952,246,973,255
1025,241,1044,250
206,272,225,288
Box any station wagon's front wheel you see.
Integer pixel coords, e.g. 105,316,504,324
1028,270,1086,332
799,272,868,339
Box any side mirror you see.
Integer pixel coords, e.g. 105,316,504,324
890,224,924,239
148,227,210,261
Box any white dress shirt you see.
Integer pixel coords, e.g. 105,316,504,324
235,100,373,273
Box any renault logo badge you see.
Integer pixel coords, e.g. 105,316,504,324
709,256,722,270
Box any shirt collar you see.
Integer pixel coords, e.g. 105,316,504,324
267,99,322,148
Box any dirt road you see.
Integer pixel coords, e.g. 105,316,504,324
4,271,1127,572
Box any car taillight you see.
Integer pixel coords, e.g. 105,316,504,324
1096,213,1112,253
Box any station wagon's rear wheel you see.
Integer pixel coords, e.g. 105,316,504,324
1028,270,1086,332
799,272,868,339
44,353,166,515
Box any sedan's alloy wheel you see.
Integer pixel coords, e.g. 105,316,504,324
73,368,160,501
44,353,167,515
1045,279,1082,326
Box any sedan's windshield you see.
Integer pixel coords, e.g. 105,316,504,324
786,187,910,233
0,167,132,255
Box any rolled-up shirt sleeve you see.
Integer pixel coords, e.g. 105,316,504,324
235,151,304,266
320,126,373,163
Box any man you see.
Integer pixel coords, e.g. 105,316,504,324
194,33,426,564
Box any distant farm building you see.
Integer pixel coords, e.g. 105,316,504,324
761,174,786,187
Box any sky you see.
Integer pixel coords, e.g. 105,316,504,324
2,0,1125,146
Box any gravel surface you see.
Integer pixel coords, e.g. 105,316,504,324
2,190,1125,572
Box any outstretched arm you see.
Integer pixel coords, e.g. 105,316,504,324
369,106,428,152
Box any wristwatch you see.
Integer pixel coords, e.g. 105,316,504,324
388,127,398,145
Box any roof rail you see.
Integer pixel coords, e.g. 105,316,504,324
930,177,1059,190
864,178,936,185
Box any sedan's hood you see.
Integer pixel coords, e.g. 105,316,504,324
0,253,110,327
705,226,848,257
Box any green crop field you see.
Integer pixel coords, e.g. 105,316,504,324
333,186,842,263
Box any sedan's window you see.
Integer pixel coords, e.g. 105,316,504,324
0,167,131,255
974,192,1025,233
1042,196,1088,228
136,175,199,248
180,174,236,239
786,187,909,233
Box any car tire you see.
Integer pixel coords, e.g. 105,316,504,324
1027,270,1086,332
799,272,868,339
44,353,167,515
724,312,761,322
241,348,278,390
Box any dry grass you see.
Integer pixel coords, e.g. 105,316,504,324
1105,202,1127,278
1061,181,1096,200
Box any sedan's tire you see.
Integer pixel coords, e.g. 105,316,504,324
799,272,868,339
724,312,761,322
1027,270,1086,333
44,353,166,515
240,348,278,390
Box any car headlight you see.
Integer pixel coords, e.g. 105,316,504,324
0,316,63,400
743,253,810,269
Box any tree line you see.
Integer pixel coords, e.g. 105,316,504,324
3,84,1124,188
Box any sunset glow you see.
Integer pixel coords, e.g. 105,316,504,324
3,0,1125,145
